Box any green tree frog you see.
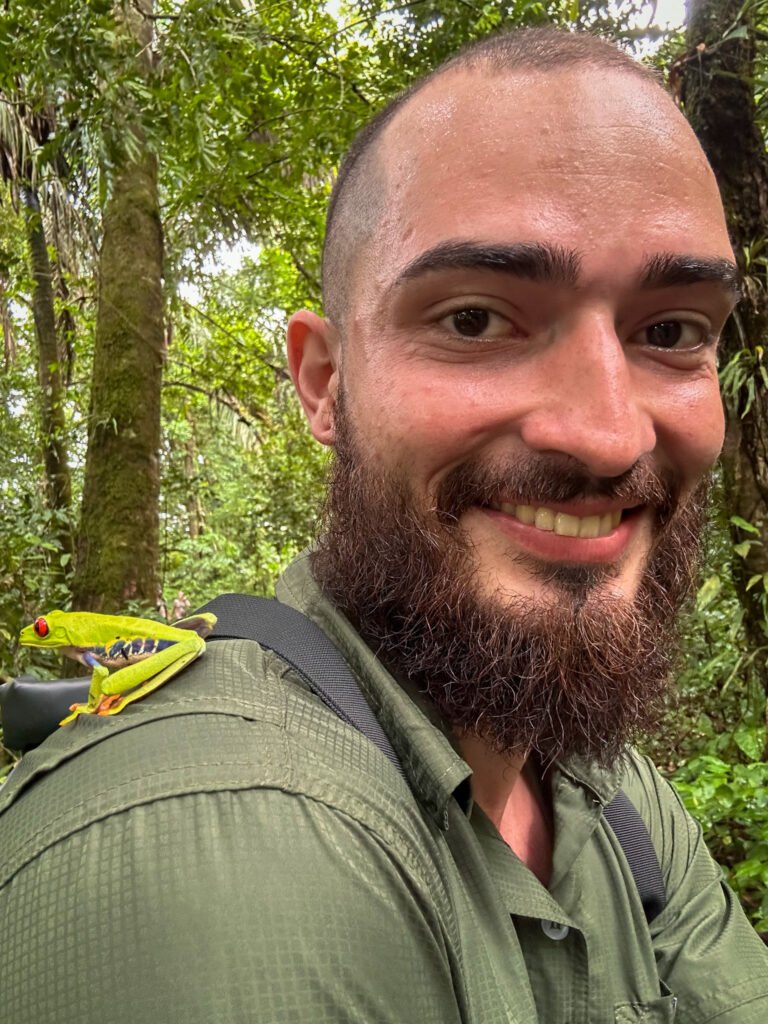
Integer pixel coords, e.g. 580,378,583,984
19,610,217,724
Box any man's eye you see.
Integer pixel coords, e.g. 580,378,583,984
634,320,707,350
439,307,510,338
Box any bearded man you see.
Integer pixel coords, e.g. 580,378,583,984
2,26,767,1024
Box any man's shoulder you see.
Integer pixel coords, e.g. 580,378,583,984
0,639,462,1024
0,638,427,888
618,749,690,829
614,747,723,903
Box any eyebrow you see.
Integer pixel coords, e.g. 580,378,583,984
391,240,742,302
640,252,742,299
393,240,581,289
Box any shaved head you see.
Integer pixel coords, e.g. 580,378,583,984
321,27,668,327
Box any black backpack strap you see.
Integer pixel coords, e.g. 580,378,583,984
198,593,405,779
604,789,667,923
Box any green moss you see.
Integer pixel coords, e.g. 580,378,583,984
73,155,164,613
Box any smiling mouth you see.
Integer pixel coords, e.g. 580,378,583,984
487,501,626,539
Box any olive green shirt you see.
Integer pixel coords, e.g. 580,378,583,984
1,553,766,1023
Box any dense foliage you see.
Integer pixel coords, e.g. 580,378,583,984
0,0,766,935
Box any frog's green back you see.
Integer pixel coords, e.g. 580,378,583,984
19,610,216,649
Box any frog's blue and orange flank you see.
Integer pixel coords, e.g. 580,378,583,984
19,610,217,724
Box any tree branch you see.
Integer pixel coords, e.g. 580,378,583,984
179,297,290,380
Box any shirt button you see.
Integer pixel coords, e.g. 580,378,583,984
541,919,570,940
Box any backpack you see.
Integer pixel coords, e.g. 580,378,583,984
0,593,667,923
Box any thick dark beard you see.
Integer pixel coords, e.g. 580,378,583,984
312,394,710,767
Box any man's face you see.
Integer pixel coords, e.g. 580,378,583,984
330,67,735,610
289,64,739,760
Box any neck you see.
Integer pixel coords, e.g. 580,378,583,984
458,734,553,886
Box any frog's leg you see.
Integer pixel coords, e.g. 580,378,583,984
85,660,111,711
95,641,206,716
60,637,205,725
69,652,110,717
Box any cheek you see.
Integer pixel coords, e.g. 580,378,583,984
359,374,495,466
659,380,725,481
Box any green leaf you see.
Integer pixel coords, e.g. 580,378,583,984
734,727,766,762
742,376,757,415
696,574,721,610
733,540,753,558
730,515,760,534
722,25,750,43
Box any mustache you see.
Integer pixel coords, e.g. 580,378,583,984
434,454,680,525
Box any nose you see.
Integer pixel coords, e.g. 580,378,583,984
518,314,657,478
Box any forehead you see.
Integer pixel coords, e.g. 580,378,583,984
355,66,731,307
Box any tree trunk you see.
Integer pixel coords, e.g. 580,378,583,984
21,186,74,566
72,1,164,613
0,276,16,368
682,0,768,692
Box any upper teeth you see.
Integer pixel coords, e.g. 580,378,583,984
490,503,622,538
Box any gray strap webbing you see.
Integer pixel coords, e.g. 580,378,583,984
603,788,667,923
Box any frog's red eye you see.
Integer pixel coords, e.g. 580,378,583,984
33,617,49,638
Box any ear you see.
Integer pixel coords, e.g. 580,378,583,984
286,310,340,446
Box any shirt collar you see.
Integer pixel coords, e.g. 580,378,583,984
555,751,626,806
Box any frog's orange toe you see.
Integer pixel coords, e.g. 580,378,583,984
59,703,88,725
95,694,122,715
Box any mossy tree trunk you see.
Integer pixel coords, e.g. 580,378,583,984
682,0,768,694
21,186,74,568
72,0,164,613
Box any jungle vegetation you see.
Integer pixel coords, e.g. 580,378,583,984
0,0,767,934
